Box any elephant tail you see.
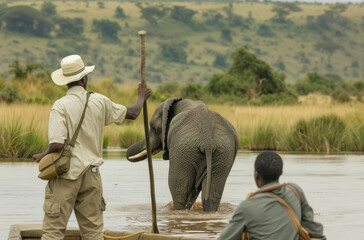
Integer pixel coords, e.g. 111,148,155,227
203,147,213,212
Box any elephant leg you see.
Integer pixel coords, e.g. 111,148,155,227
168,161,195,210
201,151,235,212
168,148,203,210
185,188,200,209
169,175,192,210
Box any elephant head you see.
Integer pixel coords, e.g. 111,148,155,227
126,97,182,162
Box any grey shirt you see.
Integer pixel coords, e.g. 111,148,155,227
218,182,325,240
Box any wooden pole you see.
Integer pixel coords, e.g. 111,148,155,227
138,30,159,234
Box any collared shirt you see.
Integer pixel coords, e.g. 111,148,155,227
48,86,127,180
218,181,326,240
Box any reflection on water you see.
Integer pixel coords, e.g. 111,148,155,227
0,153,363,240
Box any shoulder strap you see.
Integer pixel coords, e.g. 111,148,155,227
244,184,316,240
287,184,301,204
246,183,301,202
266,192,312,240
69,92,91,147
247,183,287,199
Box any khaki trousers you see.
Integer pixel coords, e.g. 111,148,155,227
41,167,105,240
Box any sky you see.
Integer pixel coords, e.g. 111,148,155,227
269,0,363,3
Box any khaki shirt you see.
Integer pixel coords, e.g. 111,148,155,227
48,86,127,180
218,182,326,240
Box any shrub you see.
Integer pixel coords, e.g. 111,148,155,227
41,2,57,16
56,17,84,37
250,123,278,150
0,6,52,37
180,83,204,100
137,4,168,36
350,125,364,151
119,129,144,148
206,46,296,104
114,6,126,19
271,3,302,24
103,135,109,149
331,88,350,103
92,19,121,41
159,41,188,63
213,53,228,68
0,85,21,103
203,11,223,26
97,2,105,9
220,27,232,42
295,72,336,95
9,60,27,79
157,82,180,96
287,114,346,152
257,24,275,37
170,6,196,26
0,119,46,158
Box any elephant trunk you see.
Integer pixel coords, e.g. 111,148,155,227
126,139,161,162
126,139,147,162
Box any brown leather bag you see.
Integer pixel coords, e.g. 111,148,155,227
242,184,321,240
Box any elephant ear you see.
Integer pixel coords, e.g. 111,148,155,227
162,97,182,159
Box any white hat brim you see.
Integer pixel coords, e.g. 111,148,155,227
51,65,95,86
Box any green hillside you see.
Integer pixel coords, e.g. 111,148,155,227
1,1,364,86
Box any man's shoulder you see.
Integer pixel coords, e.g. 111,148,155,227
287,182,304,193
240,194,268,208
52,97,65,110
89,92,109,101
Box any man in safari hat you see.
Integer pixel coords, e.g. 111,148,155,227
33,54,150,240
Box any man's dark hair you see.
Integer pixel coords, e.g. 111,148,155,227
255,151,283,182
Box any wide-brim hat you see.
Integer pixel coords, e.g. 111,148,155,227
51,55,95,86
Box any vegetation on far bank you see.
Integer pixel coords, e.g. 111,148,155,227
1,1,364,158
2,45,364,106
0,1,363,84
1,100,364,159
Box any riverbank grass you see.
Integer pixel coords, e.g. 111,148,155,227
1,101,364,158
0,119,46,158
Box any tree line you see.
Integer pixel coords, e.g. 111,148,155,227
0,2,355,67
2,45,363,105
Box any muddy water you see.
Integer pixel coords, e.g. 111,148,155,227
0,153,363,239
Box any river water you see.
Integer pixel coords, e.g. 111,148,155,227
0,152,363,239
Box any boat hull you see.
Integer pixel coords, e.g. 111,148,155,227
8,225,209,240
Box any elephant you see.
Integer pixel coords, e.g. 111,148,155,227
126,97,238,212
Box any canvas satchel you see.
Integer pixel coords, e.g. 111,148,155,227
38,92,91,180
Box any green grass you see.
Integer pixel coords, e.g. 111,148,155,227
0,119,46,158
103,135,109,149
118,129,144,148
250,123,279,151
286,114,346,152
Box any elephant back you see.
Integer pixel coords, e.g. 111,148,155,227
207,111,239,157
168,102,214,151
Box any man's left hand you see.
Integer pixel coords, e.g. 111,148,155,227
33,153,46,163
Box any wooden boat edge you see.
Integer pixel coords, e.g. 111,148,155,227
8,224,210,240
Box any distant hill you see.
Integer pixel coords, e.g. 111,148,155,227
1,1,363,86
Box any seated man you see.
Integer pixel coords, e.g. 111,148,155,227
218,151,326,240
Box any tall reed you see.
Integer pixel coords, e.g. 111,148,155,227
286,114,346,152
1,100,364,156
0,119,46,158
118,128,144,148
